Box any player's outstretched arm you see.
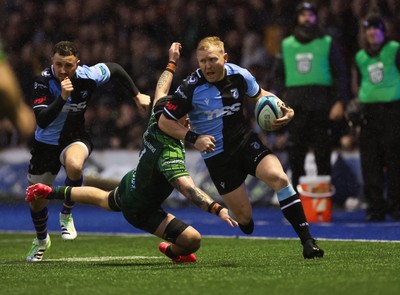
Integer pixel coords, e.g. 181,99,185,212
171,176,238,228
154,42,182,106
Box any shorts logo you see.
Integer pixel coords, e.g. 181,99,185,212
219,182,225,189
296,53,313,74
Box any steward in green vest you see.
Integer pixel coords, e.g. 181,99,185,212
272,2,351,192
353,15,400,222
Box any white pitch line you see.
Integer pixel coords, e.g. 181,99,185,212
45,256,161,262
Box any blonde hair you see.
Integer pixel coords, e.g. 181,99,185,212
197,36,225,53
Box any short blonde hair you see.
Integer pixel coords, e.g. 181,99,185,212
197,36,225,53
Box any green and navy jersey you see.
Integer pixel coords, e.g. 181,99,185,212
163,63,260,159
118,109,189,211
32,63,111,145
356,41,400,103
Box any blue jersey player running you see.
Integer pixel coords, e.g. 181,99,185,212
26,41,150,262
159,36,324,259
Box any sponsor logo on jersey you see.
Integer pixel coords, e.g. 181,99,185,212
34,96,47,105
34,82,47,90
143,138,156,153
250,141,260,150
162,159,185,166
63,101,87,112
41,69,52,78
204,102,241,120
230,88,239,99
204,98,210,105
95,64,108,78
188,75,198,84
175,86,187,99
166,101,177,111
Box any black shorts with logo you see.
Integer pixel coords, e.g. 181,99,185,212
204,132,272,195
28,135,93,179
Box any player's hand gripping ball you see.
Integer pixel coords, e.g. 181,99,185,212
255,95,285,131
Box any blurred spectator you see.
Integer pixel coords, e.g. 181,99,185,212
272,2,351,191
353,14,400,221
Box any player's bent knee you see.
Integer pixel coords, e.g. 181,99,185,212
163,218,191,244
184,229,201,252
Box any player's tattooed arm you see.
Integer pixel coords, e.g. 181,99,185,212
171,176,215,210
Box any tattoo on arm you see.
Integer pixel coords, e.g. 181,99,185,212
156,72,170,90
171,176,214,209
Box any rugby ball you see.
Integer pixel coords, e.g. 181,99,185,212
255,95,285,131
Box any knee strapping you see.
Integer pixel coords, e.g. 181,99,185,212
163,218,189,244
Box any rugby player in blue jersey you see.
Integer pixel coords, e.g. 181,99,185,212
26,41,150,262
159,36,324,259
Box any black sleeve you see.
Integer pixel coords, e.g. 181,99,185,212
162,78,193,121
329,40,351,104
105,62,139,97
34,96,66,129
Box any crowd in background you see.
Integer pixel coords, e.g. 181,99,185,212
1,0,400,150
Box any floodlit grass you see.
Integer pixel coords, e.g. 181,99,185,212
1,233,399,295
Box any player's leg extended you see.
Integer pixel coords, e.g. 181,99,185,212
155,213,199,263
256,153,324,258
221,184,254,234
26,184,112,211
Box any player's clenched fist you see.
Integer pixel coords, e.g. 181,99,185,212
61,77,74,100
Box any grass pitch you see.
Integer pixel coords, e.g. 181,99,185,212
1,233,399,295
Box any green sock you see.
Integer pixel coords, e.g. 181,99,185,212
49,186,72,201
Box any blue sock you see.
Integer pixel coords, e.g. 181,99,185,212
30,207,48,240
61,176,82,214
278,185,312,244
